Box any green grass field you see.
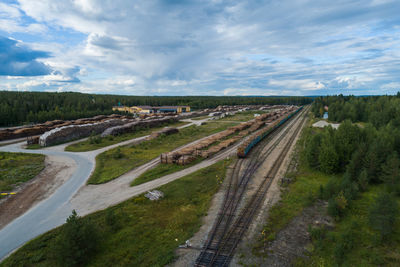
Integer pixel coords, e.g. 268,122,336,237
26,144,41,150
130,157,204,186
1,159,231,267
88,121,237,184
0,152,45,192
65,121,188,152
219,110,268,122
191,115,209,120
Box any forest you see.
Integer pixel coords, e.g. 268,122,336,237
303,94,400,264
311,93,400,127
0,91,312,127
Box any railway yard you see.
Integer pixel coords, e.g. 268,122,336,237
0,104,309,265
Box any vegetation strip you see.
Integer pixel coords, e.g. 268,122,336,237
88,121,237,184
1,159,231,267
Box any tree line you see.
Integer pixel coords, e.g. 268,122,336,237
304,95,399,258
312,93,400,128
0,91,313,126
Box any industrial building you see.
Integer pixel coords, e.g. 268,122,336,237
112,105,190,114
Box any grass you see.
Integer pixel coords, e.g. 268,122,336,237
253,164,332,254
26,144,41,149
219,110,268,122
191,115,209,120
0,152,45,192
130,157,204,186
65,121,188,152
1,159,232,267
88,121,237,184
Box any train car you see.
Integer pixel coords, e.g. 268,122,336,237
237,106,303,158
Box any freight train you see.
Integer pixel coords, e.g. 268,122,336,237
237,106,303,158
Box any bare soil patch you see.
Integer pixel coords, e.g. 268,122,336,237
255,201,333,267
0,155,76,229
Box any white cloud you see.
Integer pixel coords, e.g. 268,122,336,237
1,0,398,95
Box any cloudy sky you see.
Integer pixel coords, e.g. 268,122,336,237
0,0,399,96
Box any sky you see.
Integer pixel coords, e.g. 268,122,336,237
0,0,399,96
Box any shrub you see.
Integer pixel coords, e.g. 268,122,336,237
328,191,347,219
89,132,102,144
113,147,124,159
105,209,121,232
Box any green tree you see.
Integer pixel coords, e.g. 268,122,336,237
381,152,400,195
369,192,399,240
335,120,361,170
54,210,98,266
318,131,339,174
304,132,322,169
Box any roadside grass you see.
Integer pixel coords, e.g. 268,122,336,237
130,157,203,186
253,165,332,255
220,110,268,122
1,159,232,267
0,152,45,192
191,115,209,120
26,144,41,149
297,184,400,267
88,121,237,184
65,121,188,152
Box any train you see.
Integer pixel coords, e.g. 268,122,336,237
237,106,303,158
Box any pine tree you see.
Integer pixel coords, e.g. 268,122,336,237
369,192,399,240
54,210,98,266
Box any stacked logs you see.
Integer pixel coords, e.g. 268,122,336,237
39,119,129,147
0,114,128,141
101,116,178,137
160,111,276,165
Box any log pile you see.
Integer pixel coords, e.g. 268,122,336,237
39,119,128,147
237,106,298,157
101,116,178,137
0,114,129,141
160,111,276,165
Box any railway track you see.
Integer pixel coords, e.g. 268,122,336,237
195,107,309,267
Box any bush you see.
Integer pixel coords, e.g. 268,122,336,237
105,209,121,232
54,210,98,266
89,133,102,144
328,191,347,219
113,147,124,159
322,178,341,200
